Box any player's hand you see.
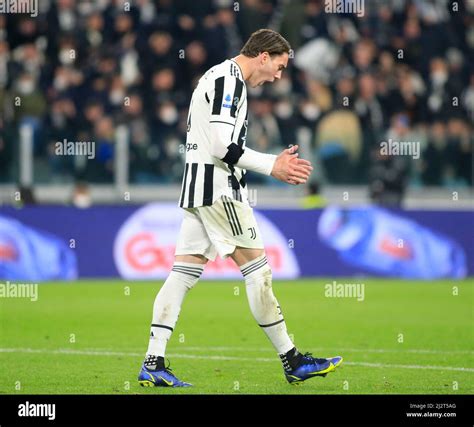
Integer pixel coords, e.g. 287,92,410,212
271,145,313,185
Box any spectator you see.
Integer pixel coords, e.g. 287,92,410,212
83,116,115,183
421,121,446,186
71,182,92,208
301,181,326,209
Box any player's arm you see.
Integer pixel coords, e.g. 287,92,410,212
208,75,276,174
208,76,312,184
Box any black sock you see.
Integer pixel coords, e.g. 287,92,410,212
279,347,303,372
144,354,165,370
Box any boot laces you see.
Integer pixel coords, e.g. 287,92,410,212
302,352,327,365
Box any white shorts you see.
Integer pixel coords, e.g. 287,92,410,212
175,195,264,261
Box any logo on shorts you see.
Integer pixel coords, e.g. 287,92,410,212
248,227,256,240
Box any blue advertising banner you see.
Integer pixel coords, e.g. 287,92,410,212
0,205,472,280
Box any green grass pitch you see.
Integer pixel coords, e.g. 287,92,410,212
0,279,472,394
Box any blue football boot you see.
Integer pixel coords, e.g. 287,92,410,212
285,353,343,384
138,361,192,388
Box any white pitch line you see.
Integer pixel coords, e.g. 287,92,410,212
0,348,473,373
151,346,474,355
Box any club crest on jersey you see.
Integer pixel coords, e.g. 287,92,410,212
222,94,232,108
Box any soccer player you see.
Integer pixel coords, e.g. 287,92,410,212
138,29,342,387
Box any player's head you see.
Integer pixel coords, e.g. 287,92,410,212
240,29,290,88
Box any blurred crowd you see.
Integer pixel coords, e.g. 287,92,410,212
0,0,472,199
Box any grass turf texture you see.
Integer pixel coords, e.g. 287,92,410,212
0,279,472,394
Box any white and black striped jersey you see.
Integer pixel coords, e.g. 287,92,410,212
179,59,249,208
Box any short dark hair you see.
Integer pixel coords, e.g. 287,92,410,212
240,29,291,58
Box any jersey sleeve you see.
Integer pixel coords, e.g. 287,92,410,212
207,73,276,175
208,75,245,164
209,75,244,126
